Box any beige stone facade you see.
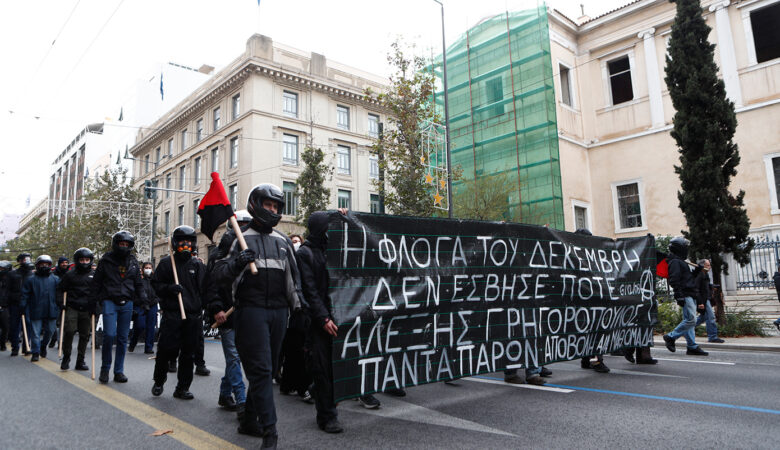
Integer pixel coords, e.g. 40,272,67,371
130,35,388,260
548,0,780,240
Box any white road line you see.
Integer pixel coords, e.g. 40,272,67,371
464,376,574,393
654,357,735,365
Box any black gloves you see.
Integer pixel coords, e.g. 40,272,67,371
232,249,256,272
170,284,184,295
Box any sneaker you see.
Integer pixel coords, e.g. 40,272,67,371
99,370,109,384
31,353,39,362
237,422,264,438
261,427,278,449
60,355,70,370
152,383,164,396
75,359,89,371
358,394,381,409
301,390,315,404
503,374,524,384
144,349,155,354
708,338,725,343
539,367,552,377
128,345,135,352
592,362,610,373
114,373,128,383
624,350,636,364
636,357,658,365
581,358,592,369
168,360,177,373
195,365,211,376
173,387,194,400
319,418,344,434
686,347,709,356
384,387,406,397
663,334,676,352
40,347,47,358
219,395,238,411
526,375,546,386
0,344,6,351
10,349,18,357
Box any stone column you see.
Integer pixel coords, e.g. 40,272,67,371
637,28,665,128
709,0,742,107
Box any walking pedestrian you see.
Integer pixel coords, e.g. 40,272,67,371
129,262,159,354
8,253,34,356
662,237,708,356
694,259,724,343
20,255,60,362
56,248,94,371
0,261,13,351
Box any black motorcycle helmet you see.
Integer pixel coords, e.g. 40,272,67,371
172,225,197,257
227,209,253,231
669,236,690,259
73,247,94,272
112,230,135,257
0,260,12,274
35,255,53,276
247,183,285,229
575,228,593,236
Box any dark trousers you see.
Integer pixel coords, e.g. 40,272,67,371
235,307,287,429
63,307,91,359
193,318,205,367
153,313,200,390
130,304,158,352
9,305,22,351
0,307,9,348
280,327,311,394
306,324,337,426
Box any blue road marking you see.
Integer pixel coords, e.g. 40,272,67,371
475,375,780,416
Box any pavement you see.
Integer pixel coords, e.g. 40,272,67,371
653,334,780,352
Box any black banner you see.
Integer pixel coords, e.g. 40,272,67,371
327,212,657,401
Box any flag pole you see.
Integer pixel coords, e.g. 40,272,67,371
169,236,187,320
58,292,67,358
230,216,258,275
21,314,30,354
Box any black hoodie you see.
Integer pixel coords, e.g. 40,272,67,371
297,212,331,327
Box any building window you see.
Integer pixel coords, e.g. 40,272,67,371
369,155,379,179
232,93,241,120
213,107,221,131
156,147,161,163
165,173,172,198
368,113,379,138
573,204,589,230
337,145,351,175
180,130,187,152
168,139,173,157
144,155,150,174
164,211,170,236
607,56,634,105
230,137,239,168
370,194,384,214
211,148,220,174
337,105,350,130
179,165,186,190
765,155,780,211
559,64,573,107
338,190,352,209
283,91,298,117
485,77,504,116
193,199,200,228
282,181,298,216
283,134,298,165
613,181,643,230
750,2,780,63
194,157,202,184
229,183,238,208
196,119,204,142
178,205,184,226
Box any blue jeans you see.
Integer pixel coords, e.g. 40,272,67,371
668,297,699,349
130,304,158,352
695,300,719,341
29,319,56,355
101,300,133,374
220,328,246,403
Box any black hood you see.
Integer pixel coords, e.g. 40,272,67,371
306,212,329,249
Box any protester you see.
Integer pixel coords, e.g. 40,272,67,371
575,228,610,373
8,253,34,356
91,231,148,383
48,256,70,350
56,248,94,371
20,255,60,362
129,262,159,354
214,183,305,448
0,261,13,351
662,237,708,356
694,259,723,343
151,226,206,400
290,234,302,251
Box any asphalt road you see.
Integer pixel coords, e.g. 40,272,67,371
2,339,779,449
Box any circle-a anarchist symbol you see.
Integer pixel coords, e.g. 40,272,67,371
639,269,655,302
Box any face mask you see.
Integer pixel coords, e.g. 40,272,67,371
293,242,301,251
143,269,153,277
36,266,51,276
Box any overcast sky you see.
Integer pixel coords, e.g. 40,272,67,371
0,0,630,216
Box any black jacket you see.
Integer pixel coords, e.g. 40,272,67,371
152,254,206,317
141,277,159,309
213,223,304,310
57,268,94,311
7,267,33,307
667,254,699,301
694,270,711,308
91,251,147,305
297,241,331,328
0,271,11,308
205,240,235,329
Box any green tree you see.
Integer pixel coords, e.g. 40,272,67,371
368,40,442,217
664,0,753,282
454,170,512,221
294,146,333,227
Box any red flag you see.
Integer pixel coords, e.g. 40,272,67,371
656,250,669,278
197,172,234,241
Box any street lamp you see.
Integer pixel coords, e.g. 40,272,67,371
124,149,169,264
432,0,454,219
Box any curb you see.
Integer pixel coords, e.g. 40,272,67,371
652,339,780,353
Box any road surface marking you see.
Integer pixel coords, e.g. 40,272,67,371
655,357,735,365
35,358,241,450
467,376,574,393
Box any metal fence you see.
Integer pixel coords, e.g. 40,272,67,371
736,237,780,290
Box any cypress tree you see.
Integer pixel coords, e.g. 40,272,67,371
294,145,333,227
664,0,754,281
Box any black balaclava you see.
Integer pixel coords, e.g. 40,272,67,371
306,212,329,249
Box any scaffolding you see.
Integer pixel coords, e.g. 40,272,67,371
432,5,564,228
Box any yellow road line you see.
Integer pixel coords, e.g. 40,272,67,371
35,358,242,450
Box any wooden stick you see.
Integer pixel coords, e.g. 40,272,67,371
91,314,96,380
169,236,187,320
21,314,30,354
229,216,257,275
58,292,67,358
210,306,234,329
